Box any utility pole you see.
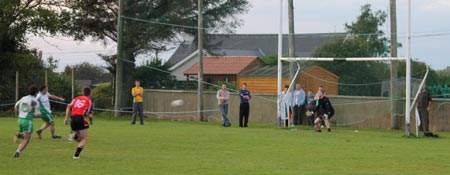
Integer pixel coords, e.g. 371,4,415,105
15,70,19,118
288,0,295,81
45,70,48,87
15,70,19,102
198,0,204,121
115,0,125,117
71,68,75,99
389,0,399,129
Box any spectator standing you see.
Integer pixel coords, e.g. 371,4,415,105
292,83,306,125
239,83,251,127
217,83,231,127
131,80,144,125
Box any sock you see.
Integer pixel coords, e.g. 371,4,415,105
16,150,21,153
74,147,83,157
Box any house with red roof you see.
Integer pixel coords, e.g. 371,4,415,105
183,56,262,88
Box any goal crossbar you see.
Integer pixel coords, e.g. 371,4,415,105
281,57,406,62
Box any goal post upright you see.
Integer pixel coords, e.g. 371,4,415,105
405,0,412,136
276,0,284,128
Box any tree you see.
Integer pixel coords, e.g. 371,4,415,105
99,54,117,108
91,83,113,109
63,0,250,107
344,4,389,57
312,4,390,96
0,0,69,102
134,58,176,89
64,62,112,84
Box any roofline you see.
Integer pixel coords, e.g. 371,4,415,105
182,56,260,75
169,50,199,71
303,65,340,79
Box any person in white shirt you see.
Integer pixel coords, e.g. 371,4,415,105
280,85,292,127
292,83,306,126
13,85,41,158
36,85,65,139
216,83,231,127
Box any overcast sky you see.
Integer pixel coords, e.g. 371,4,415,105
28,0,450,71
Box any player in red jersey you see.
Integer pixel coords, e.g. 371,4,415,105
64,87,93,159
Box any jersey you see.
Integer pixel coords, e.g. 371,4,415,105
15,95,40,120
37,92,52,113
69,96,93,117
132,87,144,103
239,89,251,103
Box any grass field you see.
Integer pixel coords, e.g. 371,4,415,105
1,114,450,175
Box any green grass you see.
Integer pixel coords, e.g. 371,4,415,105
1,115,450,175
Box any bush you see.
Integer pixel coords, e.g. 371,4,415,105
90,83,113,109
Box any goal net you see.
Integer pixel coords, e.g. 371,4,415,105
277,57,427,135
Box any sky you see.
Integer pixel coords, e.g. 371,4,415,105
27,0,450,72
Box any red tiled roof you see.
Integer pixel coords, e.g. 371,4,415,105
184,56,259,75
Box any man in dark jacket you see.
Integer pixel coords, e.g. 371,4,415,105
416,86,432,136
312,89,334,132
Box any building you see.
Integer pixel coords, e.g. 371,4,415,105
238,65,339,95
168,33,343,80
183,56,262,88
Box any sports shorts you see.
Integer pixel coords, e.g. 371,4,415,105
40,109,54,123
71,115,89,131
18,118,33,133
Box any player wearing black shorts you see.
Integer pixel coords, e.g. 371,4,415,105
64,87,93,159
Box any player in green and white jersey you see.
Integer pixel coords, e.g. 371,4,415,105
36,85,65,139
13,85,41,158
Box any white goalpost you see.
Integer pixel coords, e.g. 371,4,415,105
276,0,417,136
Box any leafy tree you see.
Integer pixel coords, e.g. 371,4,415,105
0,0,69,102
64,62,112,84
63,0,250,107
344,4,389,57
91,83,113,109
312,4,390,96
135,58,176,89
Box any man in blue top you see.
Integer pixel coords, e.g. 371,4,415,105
292,83,306,126
239,83,251,127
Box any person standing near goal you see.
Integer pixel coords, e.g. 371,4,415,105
416,86,432,136
312,89,334,132
292,83,306,126
64,87,93,159
36,85,65,139
13,85,41,158
280,85,292,127
239,83,251,127
217,83,231,127
131,80,144,125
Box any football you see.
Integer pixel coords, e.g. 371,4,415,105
170,99,185,107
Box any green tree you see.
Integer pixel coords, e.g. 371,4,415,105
91,83,113,109
312,4,390,96
63,0,250,107
64,62,112,84
135,58,176,89
0,0,69,102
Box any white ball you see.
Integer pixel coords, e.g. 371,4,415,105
170,99,185,107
